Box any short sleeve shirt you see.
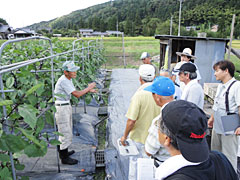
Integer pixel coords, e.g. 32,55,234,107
145,104,170,161
181,79,204,109
54,75,76,101
212,78,240,134
126,84,161,144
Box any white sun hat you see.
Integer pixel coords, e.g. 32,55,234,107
176,48,196,59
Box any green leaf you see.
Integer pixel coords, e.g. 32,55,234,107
45,111,54,126
36,85,45,96
26,83,44,96
18,104,39,129
85,94,92,104
24,144,46,157
27,94,38,106
17,128,42,148
0,167,11,180
0,123,2,137
53,131,64,137
35,117,45,135
0,134,26,153
0,100,13,106
20,176,29,180
15,163,25,171
0,154,10,163
6,77,14,88
40,102,46,108
13,152,24,159
49,139,61,146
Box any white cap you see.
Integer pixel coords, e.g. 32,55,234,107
140,52,150,60
62,61,80,72
139,64,155,82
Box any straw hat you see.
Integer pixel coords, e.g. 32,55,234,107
176,48,196,59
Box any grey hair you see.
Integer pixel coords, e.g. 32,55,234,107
182,71,197,80
160,69,172,76
141,77,154,82
158,115,179,150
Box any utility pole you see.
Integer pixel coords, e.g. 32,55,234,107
178,0,183,36
228,14,236,60
170,16,173,35
116,19,119,37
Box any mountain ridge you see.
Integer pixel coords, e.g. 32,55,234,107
25,0,240,38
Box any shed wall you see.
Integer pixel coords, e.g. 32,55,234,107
195,40,226,85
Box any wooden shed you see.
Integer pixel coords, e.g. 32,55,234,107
155,35,229,85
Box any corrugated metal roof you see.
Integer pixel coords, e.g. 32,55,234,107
155,35,229,42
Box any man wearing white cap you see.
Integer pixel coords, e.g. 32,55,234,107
140,52,159,76
120,64,160,146
55,61,96,165
172,48,201,91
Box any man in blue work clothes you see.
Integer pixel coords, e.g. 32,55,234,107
55,61,96,165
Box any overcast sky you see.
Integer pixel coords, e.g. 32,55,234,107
0,0,110,28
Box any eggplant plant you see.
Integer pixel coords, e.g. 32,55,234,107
0,38,106,179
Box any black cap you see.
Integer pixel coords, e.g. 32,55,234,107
162,100,209,162
178,63,196,73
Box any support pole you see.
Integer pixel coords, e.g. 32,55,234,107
170,16,173,36
227,14,235,61
122,32,126,68
178,0,183,36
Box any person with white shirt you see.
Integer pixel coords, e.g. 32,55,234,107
155,100,237,180
172,48,201,91
208,60,240,171
178,63,204,109
54,61,96,165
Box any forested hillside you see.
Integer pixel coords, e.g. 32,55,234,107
20,0,240,38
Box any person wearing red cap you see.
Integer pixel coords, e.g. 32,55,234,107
155,100,237,180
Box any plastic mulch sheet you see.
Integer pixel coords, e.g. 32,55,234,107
105,69,141,180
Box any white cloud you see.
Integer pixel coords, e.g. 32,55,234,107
0,0,110,28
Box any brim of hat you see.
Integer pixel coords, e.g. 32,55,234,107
176,52,196,59
68,66,80,72
177,137,209,163
144,85,157,94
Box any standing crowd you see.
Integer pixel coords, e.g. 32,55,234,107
120,48,240,179
53,48,240,179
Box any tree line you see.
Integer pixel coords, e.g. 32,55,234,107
2,0,240,38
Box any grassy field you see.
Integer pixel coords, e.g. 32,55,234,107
1,37,239,78
102,36,160,68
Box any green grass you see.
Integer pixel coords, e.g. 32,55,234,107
225,54,240,80
231,40,240,49
102,36,159,68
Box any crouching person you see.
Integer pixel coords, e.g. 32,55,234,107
155,100,237,180
55,61,96,165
